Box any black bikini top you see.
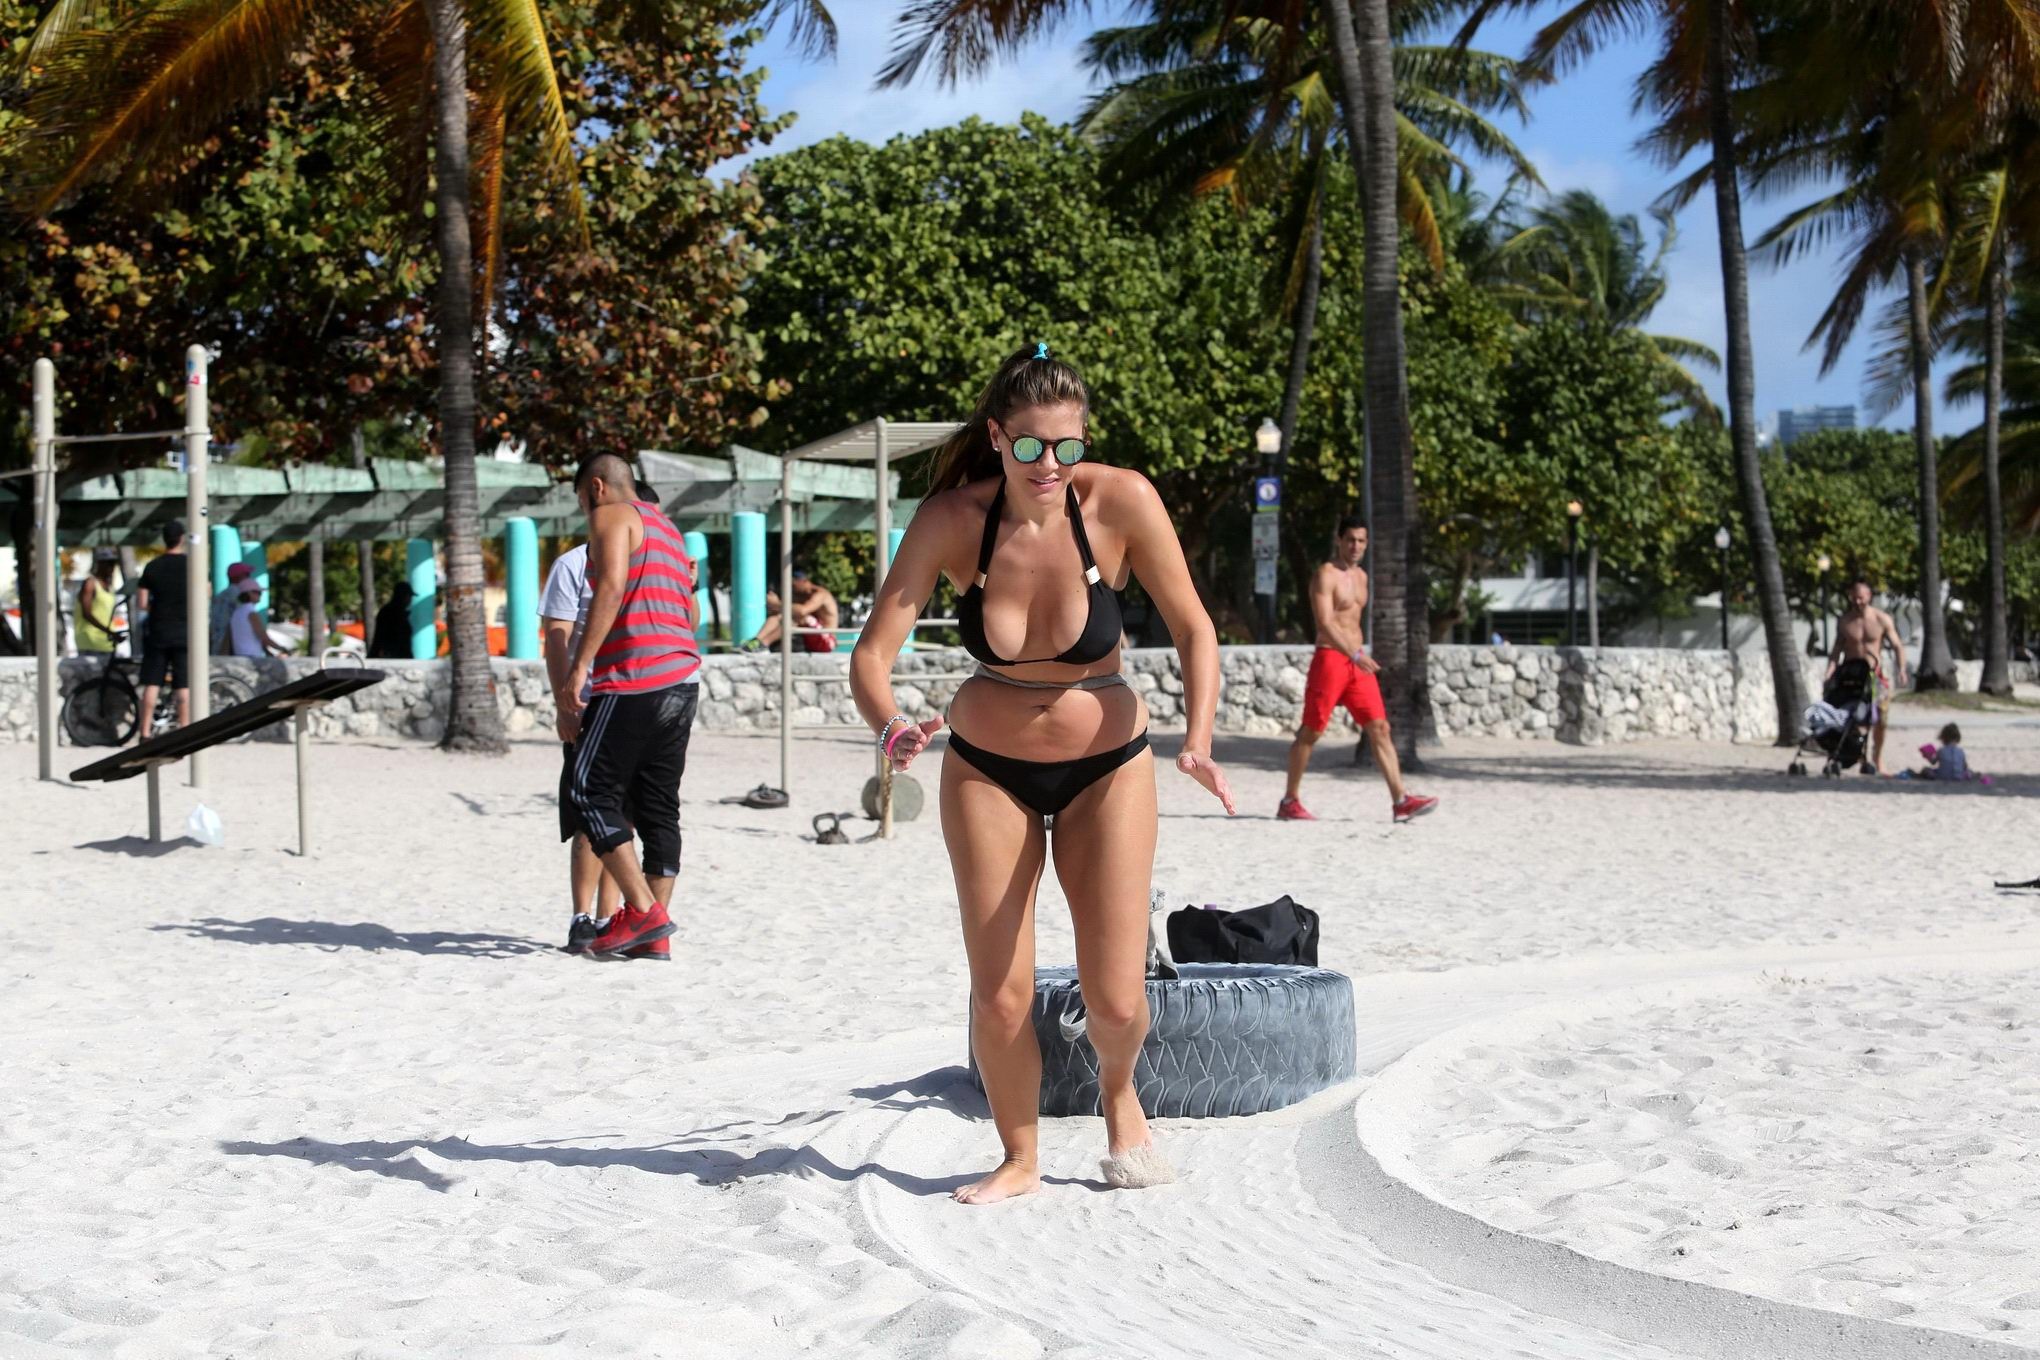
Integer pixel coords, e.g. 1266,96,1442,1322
958,479,1125,668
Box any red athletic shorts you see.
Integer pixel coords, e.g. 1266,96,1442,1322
1302,646,1386,731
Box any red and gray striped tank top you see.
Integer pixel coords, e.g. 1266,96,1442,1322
590,500,701,695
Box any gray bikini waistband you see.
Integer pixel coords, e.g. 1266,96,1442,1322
969,665,1129,692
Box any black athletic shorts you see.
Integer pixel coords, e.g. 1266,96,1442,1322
140,644,189,690
560,683,697,878
558,741,640,844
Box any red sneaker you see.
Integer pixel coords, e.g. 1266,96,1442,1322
590,902,676,957
1392,794,1438,823
1276,797,1316,821
626,936,671,962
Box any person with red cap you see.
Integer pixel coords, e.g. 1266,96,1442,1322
209,561,258,656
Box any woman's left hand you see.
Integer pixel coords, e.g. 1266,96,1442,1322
1175,748,1236,815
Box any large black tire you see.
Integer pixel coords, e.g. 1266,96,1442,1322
62,678,138,747
971,964,1357,1118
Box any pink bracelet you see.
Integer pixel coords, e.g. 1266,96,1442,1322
884,722,913,760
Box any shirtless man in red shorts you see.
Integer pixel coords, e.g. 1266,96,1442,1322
1278,516,1438,823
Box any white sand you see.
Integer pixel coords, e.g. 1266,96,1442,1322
1379,962,2040,1344
4,699,2038,1357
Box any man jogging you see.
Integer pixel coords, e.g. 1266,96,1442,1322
1278,516,1437,823
1829,579,1909,776
135,520,192,741
559,455,701,960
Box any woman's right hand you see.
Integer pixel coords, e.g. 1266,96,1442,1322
888,716,945,771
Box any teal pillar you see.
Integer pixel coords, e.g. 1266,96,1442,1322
682,531,711,637
240,540,268,609
209,524,242,594
731,511,766,644
406,538,437,660
504,517,539,660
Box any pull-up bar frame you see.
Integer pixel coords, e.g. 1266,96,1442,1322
31,348,212,784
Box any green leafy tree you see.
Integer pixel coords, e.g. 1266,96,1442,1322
1456,0,1811,740
885,0,1435,759
748,117,1290,635
9,0,828,750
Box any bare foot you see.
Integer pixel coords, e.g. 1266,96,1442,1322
1101,1081,1152,1160
953,1156,1040,1205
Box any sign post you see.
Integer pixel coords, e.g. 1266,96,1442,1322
1253,475,1281,643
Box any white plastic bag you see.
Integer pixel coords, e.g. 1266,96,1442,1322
185,803,225,848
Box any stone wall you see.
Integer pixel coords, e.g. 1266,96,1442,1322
3,644,1849,748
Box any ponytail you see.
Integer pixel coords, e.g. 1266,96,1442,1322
927,343,1090,495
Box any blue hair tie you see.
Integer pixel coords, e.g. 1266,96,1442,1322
1033,342,1050,360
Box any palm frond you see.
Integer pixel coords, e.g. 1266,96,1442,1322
13,0,320,215
878,0,1090,87
471,0,585,239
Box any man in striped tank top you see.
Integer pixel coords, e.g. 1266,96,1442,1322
559,454,703,959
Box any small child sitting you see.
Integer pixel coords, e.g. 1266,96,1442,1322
1908,722,1988,783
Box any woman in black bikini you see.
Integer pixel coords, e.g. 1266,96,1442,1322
851,345,1235,1204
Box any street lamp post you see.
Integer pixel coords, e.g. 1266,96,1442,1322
1816,553,1832,656
1253,417,1282,644
1715,526,1733,652
1565,500,1583,647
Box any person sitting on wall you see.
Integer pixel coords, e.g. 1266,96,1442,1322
747,569,839,653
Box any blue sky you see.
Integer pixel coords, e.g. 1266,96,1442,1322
742,1,1967,436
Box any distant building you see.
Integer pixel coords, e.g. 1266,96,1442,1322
1776,405,1856,447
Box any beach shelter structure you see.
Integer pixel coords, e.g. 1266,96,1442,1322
11,386,960,814
752,420,964,822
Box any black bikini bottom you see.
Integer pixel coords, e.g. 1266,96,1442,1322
946,730,1151,821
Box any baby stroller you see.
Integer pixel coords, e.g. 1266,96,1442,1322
1788,658,1876,777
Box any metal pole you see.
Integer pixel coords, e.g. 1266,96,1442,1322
1720,547,1731,652
1820,579,1829,655
1260,453,1277,646
184,345,210,788
308,540,327,659
293,707,311,856
874,417,892,588
874,418,893,822
147,764,162,842
779,456,794,796
352,429,377,654
1586,542,1600,650
1566,518,1578,648
32,358,56,781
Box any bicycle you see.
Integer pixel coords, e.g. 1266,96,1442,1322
61,631,257,747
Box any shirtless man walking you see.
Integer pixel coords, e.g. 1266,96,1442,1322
1828,579,1909,775
1279,516,1438,822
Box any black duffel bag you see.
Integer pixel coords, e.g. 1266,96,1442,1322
1167,895,1319,966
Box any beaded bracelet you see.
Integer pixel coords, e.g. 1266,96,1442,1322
878,714,910,755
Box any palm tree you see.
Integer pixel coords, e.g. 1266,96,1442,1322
1948,276,2040,527
885,0,1438,760
1454,0,1810,740
9,0,832,751
1078,2,1536,635
1502,189,1719,413
1742,2,2040,693
1753,175,1961,690
1936,147,2040,695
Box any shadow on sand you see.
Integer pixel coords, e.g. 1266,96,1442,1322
152,917,553,957
222,1068,1101,1197
1195,732,2040,800
75,835,201,857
